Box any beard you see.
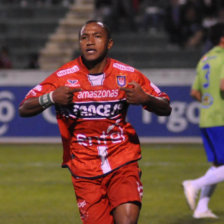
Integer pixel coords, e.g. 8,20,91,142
81,48,108,70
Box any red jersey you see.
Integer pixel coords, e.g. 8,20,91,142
22,57,169,178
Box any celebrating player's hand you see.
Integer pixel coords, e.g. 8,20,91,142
120,82,148,105
53,86,82,105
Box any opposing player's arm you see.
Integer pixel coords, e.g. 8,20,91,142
190,89,201,102
120,81,171,116
19,86,81,117
220,78,224,99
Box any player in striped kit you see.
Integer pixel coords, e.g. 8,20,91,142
19,20,171,224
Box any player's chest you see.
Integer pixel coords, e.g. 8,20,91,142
57,73,128,118
62,72,128,90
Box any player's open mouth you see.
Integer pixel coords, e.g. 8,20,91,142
86,49,96,54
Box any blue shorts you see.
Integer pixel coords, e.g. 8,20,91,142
200,126,224,165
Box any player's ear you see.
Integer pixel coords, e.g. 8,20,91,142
107,38,113,50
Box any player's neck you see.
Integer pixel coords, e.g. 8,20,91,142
88,59,107,74
81,56,108,74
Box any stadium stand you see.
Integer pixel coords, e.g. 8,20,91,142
73,0,203,69
0,0,73,69
0,0,202,70
109,32,201,69
39,0,94,70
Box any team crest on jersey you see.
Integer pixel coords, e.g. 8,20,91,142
65,79,80,87
116,75,126,87
201,93,213,108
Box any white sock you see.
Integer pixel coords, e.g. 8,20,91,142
195,184,216,212
191,165,224,190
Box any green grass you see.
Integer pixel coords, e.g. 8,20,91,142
0,143,223,224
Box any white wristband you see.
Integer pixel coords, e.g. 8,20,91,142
49,91,55,103
39,91,55,109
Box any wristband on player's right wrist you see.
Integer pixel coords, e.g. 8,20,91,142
38,91,55,109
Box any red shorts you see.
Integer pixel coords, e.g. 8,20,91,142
71,162,143,224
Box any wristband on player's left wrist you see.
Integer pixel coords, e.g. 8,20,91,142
38,91,55,109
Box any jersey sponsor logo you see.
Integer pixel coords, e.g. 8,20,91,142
65,79,80,87
77,89,119,99
57,100,126,119
116,75,126,87
113,63,134,72
77,200,87,208
57,65,79,77
202,55,216,62
76,118,125,148
137,181,143,198
27,84,42,96
34,84,42,91
150,82,161,93
77,200,88,221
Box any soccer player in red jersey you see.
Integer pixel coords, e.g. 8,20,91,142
19,20,172,224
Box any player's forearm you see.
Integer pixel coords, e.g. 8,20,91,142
19,97,45,117
220,79,224,99
143,95,172,116
190,89,201,102
221,90,224,99
19,91,56,117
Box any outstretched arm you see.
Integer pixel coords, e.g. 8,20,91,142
120,82,172,116
19,86,81,117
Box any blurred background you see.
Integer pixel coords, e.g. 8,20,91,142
1,2,224,223
1,0,223,143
